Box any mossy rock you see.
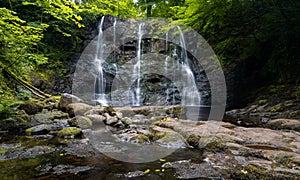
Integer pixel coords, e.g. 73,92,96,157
156,132,187,149
120,117,132,126
33,110,69,124
104,106,116,116
186,134,200,148
166,106,185,118
18,99,44,115
205,138,227,152
267,104,283,112
66,103,93,117
154,116,172,126
0,149,7,155
130,134,150,144
0,114,30,131
57,127,82,138
25,124,51,135
68,116,92,129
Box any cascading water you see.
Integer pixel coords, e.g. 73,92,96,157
164,32,169,75
113,17,117,62
171,46,179,105
94,16,108,106
177,26,201,106
132,23,144,106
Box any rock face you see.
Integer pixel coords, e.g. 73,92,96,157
156,118,300,178
265,119,300,131
225,99,300,127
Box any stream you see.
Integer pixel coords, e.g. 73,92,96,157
0,132,203,179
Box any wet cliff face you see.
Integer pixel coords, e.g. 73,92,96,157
71,15,214,107
37,15,216,107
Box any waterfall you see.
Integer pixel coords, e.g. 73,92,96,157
113,17,117,62
176,26,201,106
165,32,170,104
164,32,169,75
132,23,144,106
94,16,108,106
171,46,179,105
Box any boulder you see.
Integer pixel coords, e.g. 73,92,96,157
32,110,69,124
151,126,188,149
84,107,105,115
59,93,83,111
85,114,106,123
68,116,93,129
103,113,119,125
0,114,30,131
25,124,51,135
66,103,93,117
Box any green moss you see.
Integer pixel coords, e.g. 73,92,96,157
205,138,227,152
268,85,287,97
232,164,270,179
268,104,283,112
258,99,267,105
57,127,82,138
121,117,132,126
104,106,116,116
166,106,184,118
186,134,200,148
0,149,7,155
292,85,300,99
276,155,292,165
154,116,172,126
131,134,150,143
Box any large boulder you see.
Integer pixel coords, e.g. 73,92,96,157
68,116,93,129
59,93,83,111
66,103,93,117
32,110,69,124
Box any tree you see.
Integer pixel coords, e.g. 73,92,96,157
0,8,47,73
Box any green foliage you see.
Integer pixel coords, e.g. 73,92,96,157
16,88,32,100
0,8,47,74
258,99,267,105
136,0,184,17
22,0,84,36
292,85,300,99
172,0,300,83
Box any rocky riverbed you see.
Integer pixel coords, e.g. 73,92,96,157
0,93,299,179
